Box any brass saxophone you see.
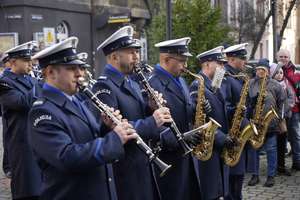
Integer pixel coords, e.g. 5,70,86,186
249,75,279,149
184,69,221,161
222,73,254,167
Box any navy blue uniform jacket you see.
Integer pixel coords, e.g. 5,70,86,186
28,86,124,200
190,72,229,200
91,65,160,200
147,66,201,200
0,70,42,199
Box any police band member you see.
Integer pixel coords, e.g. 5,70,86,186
247,58,285,187
29,37,138,200
222,43,252,200
93,26,172,200
0,41,42,200
148,37,202,200
190,46,232,200
0,53,12,178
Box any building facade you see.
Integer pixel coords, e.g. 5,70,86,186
0,0,151,75
215,0,300,64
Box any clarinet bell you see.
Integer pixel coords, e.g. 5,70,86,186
152,157,172,177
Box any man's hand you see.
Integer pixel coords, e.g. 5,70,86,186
113,122,138,144
183,131,202,148
148,90,167,110
152,107,173,127
101,107,122,129
224,136,238,149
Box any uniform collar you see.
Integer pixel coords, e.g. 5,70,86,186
42,83,89,123
3,69,34,89
43,83,66,98
104,64,127,87
225,63,241,75
155,64,182,89
4,69,26,79
106,64,124,77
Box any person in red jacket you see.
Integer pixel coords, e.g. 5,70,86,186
277,49,300,171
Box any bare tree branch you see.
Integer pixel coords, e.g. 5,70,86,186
250,9,272,59
278,0,297,49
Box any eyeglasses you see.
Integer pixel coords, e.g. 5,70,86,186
279,56,289,58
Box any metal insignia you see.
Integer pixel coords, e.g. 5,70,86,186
98,76,107,80
33,115,52,127
33,100,44,106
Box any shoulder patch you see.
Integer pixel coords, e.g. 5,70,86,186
95,88,111,96
33,114,52,127
33,99,45,106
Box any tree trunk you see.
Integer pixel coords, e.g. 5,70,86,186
250,10,272,59
278,0,297,49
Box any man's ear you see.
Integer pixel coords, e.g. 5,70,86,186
9,58,16,66
165,56,170,63
111,51,119,61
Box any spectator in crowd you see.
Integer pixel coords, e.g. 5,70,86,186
277,49,300,171
270,63,294,176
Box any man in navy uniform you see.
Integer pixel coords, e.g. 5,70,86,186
147,37,202,200
0,41,42,200
29,36,137,200
93,26,172,200
222,43,252,200
190,46,233,200
0,53,11,178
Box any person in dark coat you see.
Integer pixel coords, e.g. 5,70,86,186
270,63,294,176
148,37,202,200
277,49,300,171
190,46,233,200
247,58,285,187
28,36,138,200
0,41,42,200
92,26,173,200
0,53,11,178
222,43,253,200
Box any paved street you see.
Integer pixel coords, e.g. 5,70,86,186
0,118,299,199
242,156,300,200
0,118,11,200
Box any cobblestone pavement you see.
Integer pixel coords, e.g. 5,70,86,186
243,155,300,200
0,119,11,200
0,117,299,199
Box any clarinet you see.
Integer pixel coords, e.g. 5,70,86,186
77,78,171,177
134,63,192,156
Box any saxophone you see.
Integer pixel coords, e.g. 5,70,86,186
249,75,279,149
184,69,221,161
222,73,254,167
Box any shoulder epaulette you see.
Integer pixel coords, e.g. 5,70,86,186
32,98,46,107
98,76,107,80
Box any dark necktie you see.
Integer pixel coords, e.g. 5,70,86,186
72,96,87,120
